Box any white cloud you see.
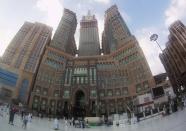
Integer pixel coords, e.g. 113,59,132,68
34,0,113,49
135,27,167,75
94,0,110,4
165,0,186,26
0,29,16,56
121,11,131,23
35,0,63,32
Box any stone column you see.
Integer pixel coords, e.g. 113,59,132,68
115,99,118,114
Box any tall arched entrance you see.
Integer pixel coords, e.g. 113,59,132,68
73,90,86,118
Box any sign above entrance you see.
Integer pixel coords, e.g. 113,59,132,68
73,68,88,75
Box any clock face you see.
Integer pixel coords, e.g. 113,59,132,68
85,16,92,20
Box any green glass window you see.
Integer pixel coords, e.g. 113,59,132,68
77,77,79,84
85,77,88,84
34,98,38,103
136,84,142,93
54,91,59,97
143,81,149,89
42,100,46,105
123,87,128,95
73,77,76,84
116,90,121,96
36,89,40,93
43,90,47,95
100,92,104,97
93,68,96,83
91,68,94,84
108,90,113,96
89,68,92,83
63,90,69,98
91,90,97,97
81,77,84,84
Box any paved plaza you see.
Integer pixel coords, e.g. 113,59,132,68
0,108,186,131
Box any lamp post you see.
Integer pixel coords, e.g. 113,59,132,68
150,34,163,52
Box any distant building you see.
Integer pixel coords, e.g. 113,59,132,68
133,93,154,113
154,73,170,89
159,20,186,95
78,11,100,56
153,73,175,104
134,73,175,113
0,22,52,103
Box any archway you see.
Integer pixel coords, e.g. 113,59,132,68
63,101,69,119
73,90,86,118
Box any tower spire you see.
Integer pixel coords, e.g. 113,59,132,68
87,10,91,16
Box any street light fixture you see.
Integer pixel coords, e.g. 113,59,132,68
150,34,163,52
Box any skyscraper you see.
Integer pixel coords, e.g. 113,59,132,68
78,11,100,56
50,8,77,56
0,22,52,103
1,22,34,66
160,20,186,94
2,22,52,73
28,9,77,113
102,5,131,54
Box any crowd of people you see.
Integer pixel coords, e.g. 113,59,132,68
0,104,32,129
0,103,90,130
0,95,186,130
162,95,186,116
52,117,89,130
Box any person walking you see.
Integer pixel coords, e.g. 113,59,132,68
82,119,85,128
21,110,24,120
53,118,59,130
0,105,4,117
174,99,178,112
69,119,72,126
162,104,166,116
72,118,75,127
28,113,32,123
8,106,16,125
22,114,28,129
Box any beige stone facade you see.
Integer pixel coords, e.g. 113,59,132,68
160,20,186,94
29,6,155,117
0,22,52,103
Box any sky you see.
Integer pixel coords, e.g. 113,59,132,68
0,0,186,75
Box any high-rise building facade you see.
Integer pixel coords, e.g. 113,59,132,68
1,22,34,66
50,9,77,56
29,6,155,117
102,5,131,54
28,9,77,116
160,20,186,94
78,11,100,56
2,22,52,73
0,22,52,103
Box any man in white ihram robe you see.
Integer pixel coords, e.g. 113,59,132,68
53,118,59,130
